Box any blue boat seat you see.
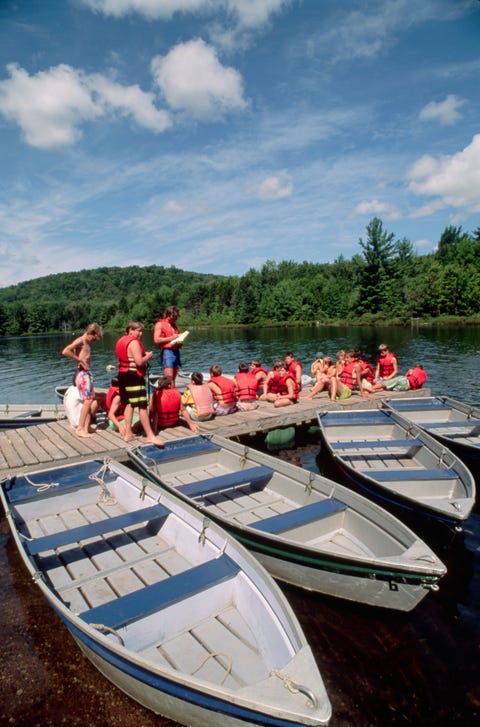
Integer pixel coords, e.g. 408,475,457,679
422,420,480,430
365,468,458,481
331,438,422,450
6,460,117,504
177,466,273,499
134,437,221,464
81,554,240,629
251,498,347,534
24,504,169,556
387,399,450,412
321,411,389,427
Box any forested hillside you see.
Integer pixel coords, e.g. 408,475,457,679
1,219,479,336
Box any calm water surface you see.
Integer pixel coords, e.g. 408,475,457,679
1,325,479,725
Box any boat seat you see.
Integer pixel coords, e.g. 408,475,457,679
386,400,450,412
24,504,169,556
6,460,117,504
177,466,273,499
80,554,240,629
421,420,480,430
331,438,422,451
321,411,389,427
364,468,458,481
13,409,42,419
133,437,221,465
251,497,347,534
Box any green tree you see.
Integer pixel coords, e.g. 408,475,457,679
357,218,395,315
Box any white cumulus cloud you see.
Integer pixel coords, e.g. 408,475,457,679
151,39,246,119
252,171,293,201
0,63,171,149
408,134,480,213
419,94,465,126
354,199,400,220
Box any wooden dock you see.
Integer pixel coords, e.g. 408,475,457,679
0,389,431,479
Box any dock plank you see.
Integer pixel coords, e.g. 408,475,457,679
0,388,432,478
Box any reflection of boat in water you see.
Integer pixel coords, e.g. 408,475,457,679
317,408,475,530
0,403,66,428
1,456,331,727
129,434,446,612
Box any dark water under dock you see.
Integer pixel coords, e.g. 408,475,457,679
1,433,479,727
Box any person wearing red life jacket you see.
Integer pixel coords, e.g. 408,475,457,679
371,364,428,392
153,305,186,386
150,375,197,433
250,359,268,396
285,351,303,391
115,320,164,445
332,350,369,400
181,372,216,422
234,362,259,411
374,343,398,383
208,364,238,415
262,360,299,408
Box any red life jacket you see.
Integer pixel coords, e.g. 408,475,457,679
278,372,299,400
406,367,427,390
115,335,146,376
378,352,396,378
209,375,237,405
339,360,358,389
360,361,375,384
251,365,267,378
267,370,282,394
156,318,179,350
106,386,125,418
234,372,258,401
287,359,302,378
188,384,216,418
153,388,180,427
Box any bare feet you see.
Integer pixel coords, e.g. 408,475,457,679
145,436,165,447
123,434,138,443
76,428,93,438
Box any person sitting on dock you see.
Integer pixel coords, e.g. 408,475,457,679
208,365,238,415
285,352,303,391
370,364,428,392
150,375,198,433
302,357,336,400
310,353,325,380
260,360,299,407
115,321,164,445
333,350,369,400
374,343,398,384
61,322,102,438
234,362,259,411
181,372,216,421
250,359,268,396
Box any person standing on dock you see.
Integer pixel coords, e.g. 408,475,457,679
61,323,102,438
115,321,164,446
153,305,186,386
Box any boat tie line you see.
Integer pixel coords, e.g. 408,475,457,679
270,668,318,709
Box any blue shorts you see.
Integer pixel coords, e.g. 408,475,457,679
162,348,181,370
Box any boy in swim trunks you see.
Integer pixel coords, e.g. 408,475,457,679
61,323,102,438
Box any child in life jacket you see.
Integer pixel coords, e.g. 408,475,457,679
150,375,198,433
181,372,216,422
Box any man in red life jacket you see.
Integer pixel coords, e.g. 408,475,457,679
153,305,185,386
374,343,398,384
234,362,259,411
285,352,303,391
208,364,238,415
150,375,198,433
115,320,164,445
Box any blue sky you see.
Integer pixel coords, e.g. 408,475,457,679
0,0,479,287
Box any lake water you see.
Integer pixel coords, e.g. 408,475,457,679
1,325,479,725
1,324,480,405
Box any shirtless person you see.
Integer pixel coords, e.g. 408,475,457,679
61,322,102,438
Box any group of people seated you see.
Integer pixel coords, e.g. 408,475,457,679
302,343,427,402
105,343,427,436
